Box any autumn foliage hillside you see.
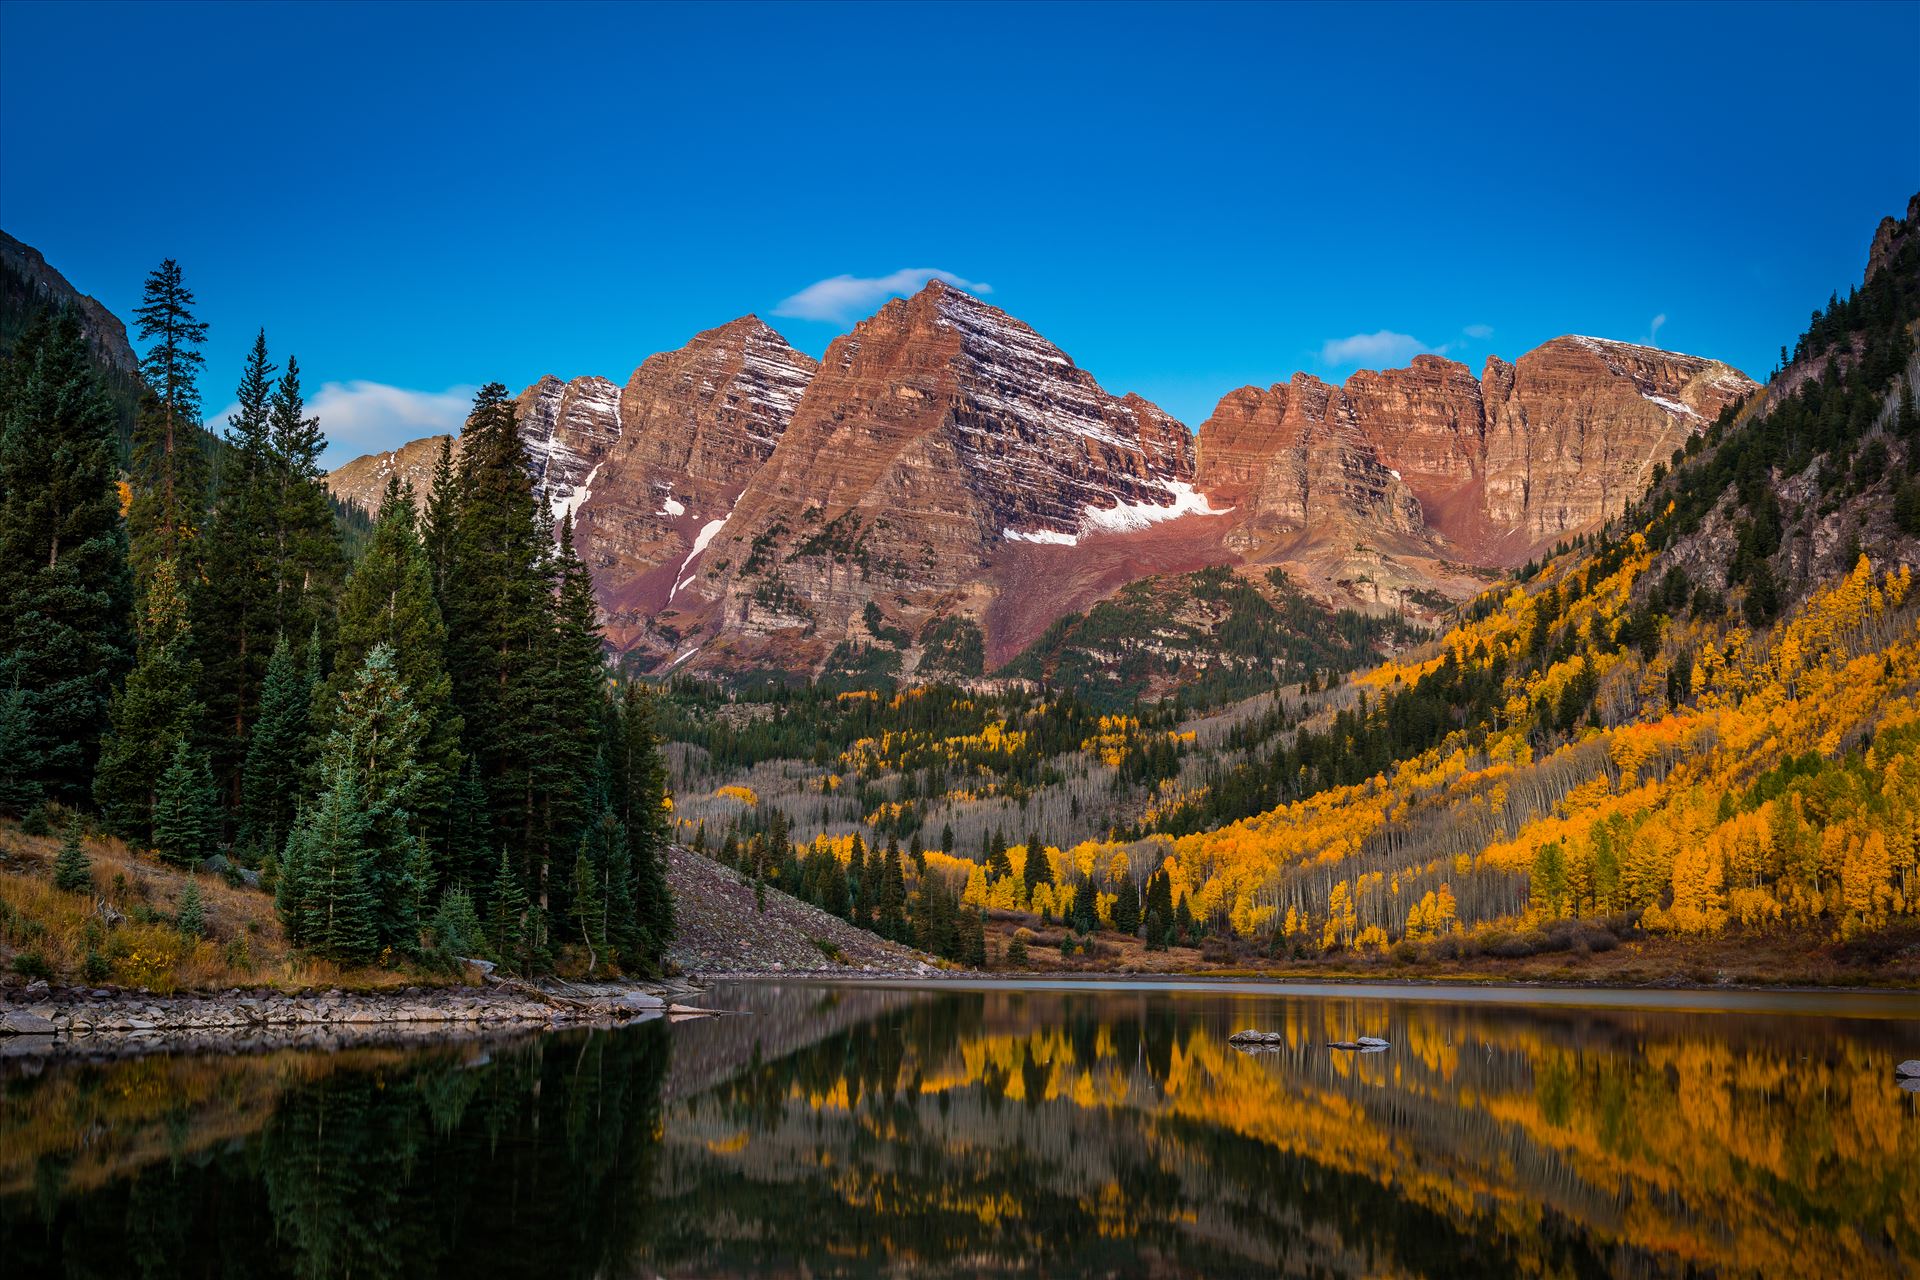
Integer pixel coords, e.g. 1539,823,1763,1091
670,198,1920,978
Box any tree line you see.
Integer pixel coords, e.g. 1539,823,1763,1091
0,261,673,975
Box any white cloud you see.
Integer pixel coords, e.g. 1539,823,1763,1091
1648,313,1668,343
1319,323,1495,369
773,268,993,323
1319,330,1430,367
206,380,479,469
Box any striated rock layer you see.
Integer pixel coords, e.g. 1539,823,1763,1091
1194,338,1754,604
667,281,1216,669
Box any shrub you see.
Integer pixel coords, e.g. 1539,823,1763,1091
1391,940,1420,965
1006,935,1029,968
83,950,111,983
12,951,52,981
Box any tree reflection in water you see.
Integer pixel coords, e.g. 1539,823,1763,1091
4,985,1916,1278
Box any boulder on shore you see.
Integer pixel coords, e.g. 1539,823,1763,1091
0,1008,58,1036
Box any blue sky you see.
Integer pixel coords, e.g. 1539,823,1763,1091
1,1,1915,465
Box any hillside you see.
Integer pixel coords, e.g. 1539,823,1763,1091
663,845,934,974
668,192,1920,975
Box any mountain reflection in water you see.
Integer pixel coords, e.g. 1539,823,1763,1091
4,982,1916,1278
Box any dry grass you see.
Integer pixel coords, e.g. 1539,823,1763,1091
0,819,447,994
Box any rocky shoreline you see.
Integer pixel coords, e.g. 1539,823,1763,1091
0,976,723,1059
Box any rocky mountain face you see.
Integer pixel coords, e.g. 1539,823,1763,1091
1,230,139,375
327,282,1755,677
662,282,1212,669
1193,340,1754,609
324,432,456,515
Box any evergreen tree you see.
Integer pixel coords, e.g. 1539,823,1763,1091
486,848,533,975
241,634,311,860
441,385,554,911
538,515,608,903
176,876,206,939
851,832,874,929
421,433,459,605
0,687,41,817
126,260,208,595
1071,874,1098,935
192,330,281,806
1022,834,1054,902
324,478,462,865
1144,871,1175,950
427,886,484,961
444,758,493,892
318,644,430,952
571,844,607,971
615,680,674,971
151,737,218,865
985,830,1011,881
266,355,345,642
281,759,378,964
1112,875,1141,936
878,836,907,941
0,308,135,807
94,557,203,839
963,908,987,968
52,817,92,894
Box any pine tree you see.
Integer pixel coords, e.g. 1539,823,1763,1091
52,817,92,894
0,687,41,818
152,737,219,865
616,680,674,971
427,886,484,960
878,837,907,941
441,384,554,911
0,308,135,808
985,830,1011,881
266,355,344,642
94,557,203,840
176,876,206,939
241,634,310,859
1144,871,1174,950
319,644,430,952
324,479,462,866
422,433,459,605
1071,875,1098,935
571,844,606,972
537,515,608,906
487,848,532,974
1022,835,1054,902
1112,875,1141,936
444,758,493,892
851,832,874,929
193,332,280,800
126,260,208,596
964,908,987,968
281,759,378,964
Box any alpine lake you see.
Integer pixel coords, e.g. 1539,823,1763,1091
4,979,1916,1278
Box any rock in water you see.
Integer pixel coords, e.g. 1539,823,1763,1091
1896,1059,1920,1078
0,1009,58,1036
1356,1036,1390,1048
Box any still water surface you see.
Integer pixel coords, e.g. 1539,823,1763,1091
3,980,1916,1278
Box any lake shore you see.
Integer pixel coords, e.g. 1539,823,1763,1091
0,976,722,1058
